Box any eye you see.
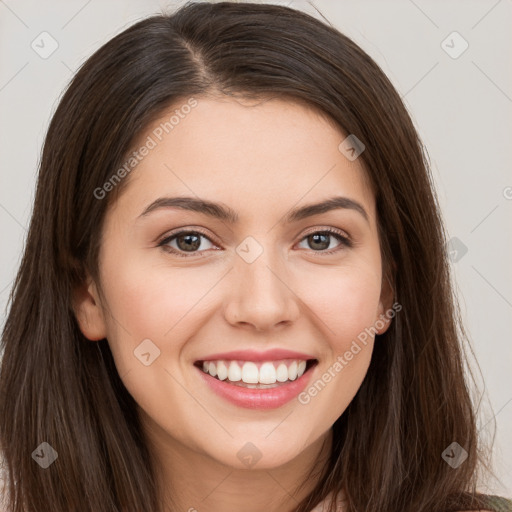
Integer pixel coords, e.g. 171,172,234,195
158,227,352,258
158,229,218,258
296,228,352,255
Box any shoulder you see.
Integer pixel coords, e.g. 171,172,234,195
456,495,512,512
0,455,9,511
309,490,345,511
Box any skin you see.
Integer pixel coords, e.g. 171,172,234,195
73,95,395,512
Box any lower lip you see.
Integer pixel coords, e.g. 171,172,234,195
196,364,315,410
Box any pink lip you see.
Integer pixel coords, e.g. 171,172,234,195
195,362,317,410
197,348,315,362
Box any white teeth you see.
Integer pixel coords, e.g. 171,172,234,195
216,361,228,381
288,361,298,380
259,362,277,384
276,363,289,382
228,361,242,382
241,362,259,384
199,359,312,384
297,360,307,377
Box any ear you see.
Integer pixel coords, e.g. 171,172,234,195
375,272,395,335
72,275,107,341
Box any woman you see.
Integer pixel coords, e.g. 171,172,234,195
0,2,510,511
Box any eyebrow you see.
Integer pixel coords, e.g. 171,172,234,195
138,195,369,224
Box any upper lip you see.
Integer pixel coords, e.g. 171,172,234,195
196,348,317,362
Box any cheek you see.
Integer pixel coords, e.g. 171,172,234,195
98,252,222,369
293,265,381,423
97,257,216,435
298,262,383,348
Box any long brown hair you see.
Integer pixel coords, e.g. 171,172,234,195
0,2,501,511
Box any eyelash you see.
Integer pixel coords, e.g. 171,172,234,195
157,227,353,258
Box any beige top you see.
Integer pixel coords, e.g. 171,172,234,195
309,490,345,511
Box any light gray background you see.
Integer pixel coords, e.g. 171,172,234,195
0,0,511,497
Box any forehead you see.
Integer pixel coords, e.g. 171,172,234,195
112,95,376,224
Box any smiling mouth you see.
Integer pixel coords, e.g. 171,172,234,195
194,358,318,389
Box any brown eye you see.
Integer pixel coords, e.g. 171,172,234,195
174,233,202,252
159,230,217,257
297,229,352,255
306,233,331,251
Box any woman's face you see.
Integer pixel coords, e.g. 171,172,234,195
76,96,392,471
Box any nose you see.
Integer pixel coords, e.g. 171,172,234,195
223,246,300,332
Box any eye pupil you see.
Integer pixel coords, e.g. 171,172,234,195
309,233,330,251
177,233,201,252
